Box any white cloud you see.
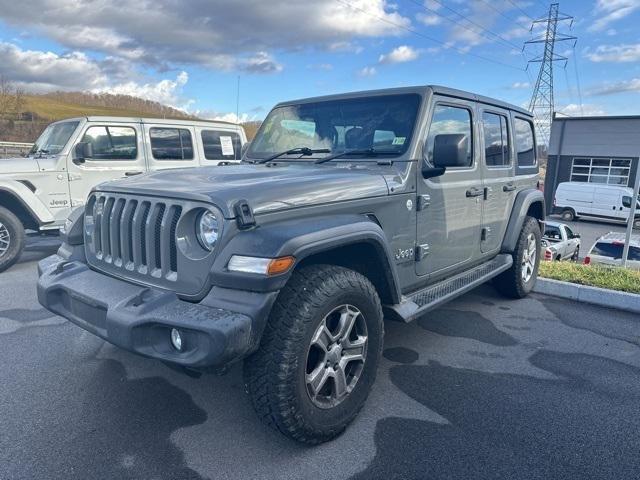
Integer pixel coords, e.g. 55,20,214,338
95,71,191,109
0,0,408,72
379,45,420,64
585,44,640,63
588,0,640,32
0,42,193,108
358,66,377,77
591,78,640,95
510,81,531,89
417,13,442,26
557,104,606,117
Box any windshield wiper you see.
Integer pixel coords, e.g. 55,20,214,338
314,148,397,164
257,147,331,164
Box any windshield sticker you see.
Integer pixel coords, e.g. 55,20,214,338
392,137,406,146
220,136,234,156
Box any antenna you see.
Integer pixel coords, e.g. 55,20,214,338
524,3,576,145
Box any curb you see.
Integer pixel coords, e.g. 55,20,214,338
533,278,640,314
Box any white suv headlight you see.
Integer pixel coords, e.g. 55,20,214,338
197,210,221,251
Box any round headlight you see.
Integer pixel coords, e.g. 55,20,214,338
197,210,220,251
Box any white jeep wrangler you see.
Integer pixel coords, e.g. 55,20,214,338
0,116,246,272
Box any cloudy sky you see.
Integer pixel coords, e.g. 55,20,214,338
0,0,638,122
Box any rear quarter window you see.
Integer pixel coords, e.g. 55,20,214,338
591,242,640,260
514,117,536,167
201,130,242,160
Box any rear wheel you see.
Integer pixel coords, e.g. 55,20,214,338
560,209,575,222
571,247,580,262
0,206,25,273
244,264,384,444
634,218,640,230
494,216,541,299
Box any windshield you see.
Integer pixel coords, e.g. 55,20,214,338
248,94,421,160
30,121,80,155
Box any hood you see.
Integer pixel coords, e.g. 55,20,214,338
98,163,390,217
0,156,40,174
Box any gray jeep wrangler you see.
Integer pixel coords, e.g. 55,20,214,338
37,86,544,444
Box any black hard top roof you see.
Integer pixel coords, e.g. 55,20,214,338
275,85,532,117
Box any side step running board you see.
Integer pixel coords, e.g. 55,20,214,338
384,254,513,323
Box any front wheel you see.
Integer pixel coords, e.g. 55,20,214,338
244,264,384,444
0,206,25,273
494,216,541,299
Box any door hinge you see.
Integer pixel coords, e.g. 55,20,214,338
417,194,431,211
68,173,82,182
415,243,430,261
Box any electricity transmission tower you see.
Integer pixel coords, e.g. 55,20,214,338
524,3,576,145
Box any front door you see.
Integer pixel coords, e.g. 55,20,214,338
67,123,146,207
416,99,483,277
478,107,516,253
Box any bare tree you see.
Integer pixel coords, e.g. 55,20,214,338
0,75,24,121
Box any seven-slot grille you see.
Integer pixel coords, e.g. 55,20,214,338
87,194,182,281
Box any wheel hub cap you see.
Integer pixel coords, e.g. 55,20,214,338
0,221,10,257
521,233,537,283
305,304,368,409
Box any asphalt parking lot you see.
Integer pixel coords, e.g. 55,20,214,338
1,235,639,480
547,215,628,257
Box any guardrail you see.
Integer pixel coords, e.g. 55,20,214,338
0,141,34,157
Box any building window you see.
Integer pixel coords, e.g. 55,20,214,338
570,157,631,185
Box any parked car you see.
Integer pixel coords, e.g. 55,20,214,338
0,116,247,272
554,181,640,228
541,220,581,261
37,85,545,443
584,232,640,270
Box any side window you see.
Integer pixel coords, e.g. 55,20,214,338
426,105,473,167
482,112,510,167
622,196,632,208
514,118,536,167
564,226,575,239
81,126,137,160
150,128,194,160
201,130,241,160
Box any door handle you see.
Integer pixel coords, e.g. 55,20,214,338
466,187,484,198
503,183,517,192
125,171,143,176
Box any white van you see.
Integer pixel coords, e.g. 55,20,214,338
554,182,640,228
0,116,247,271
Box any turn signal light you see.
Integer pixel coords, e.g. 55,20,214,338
267,256,295,275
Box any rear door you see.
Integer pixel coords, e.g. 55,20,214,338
479,106,515,253
144,124,199,171
415,98,482,277
196,127,244,165
67,122,146,207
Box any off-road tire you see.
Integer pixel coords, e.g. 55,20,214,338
244,264,384,444
494,216,541,299
560,209,575,222
0,206,25,273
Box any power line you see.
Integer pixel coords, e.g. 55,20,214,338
505,0,535,21
335,0,525,71
407,0,526,53
571,44,584,115
475,0,533,32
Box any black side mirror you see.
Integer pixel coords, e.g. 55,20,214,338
574,233,581,239
73,142,93,164
421,160,446,179
241,141,251,158
432,134,469,168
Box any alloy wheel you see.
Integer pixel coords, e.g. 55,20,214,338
521,233,537,283
305,304,368,409
0,221,10,257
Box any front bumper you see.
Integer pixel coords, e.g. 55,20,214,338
37,254,269,368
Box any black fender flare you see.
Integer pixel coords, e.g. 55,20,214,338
501,188,545,253
210,214,402,302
